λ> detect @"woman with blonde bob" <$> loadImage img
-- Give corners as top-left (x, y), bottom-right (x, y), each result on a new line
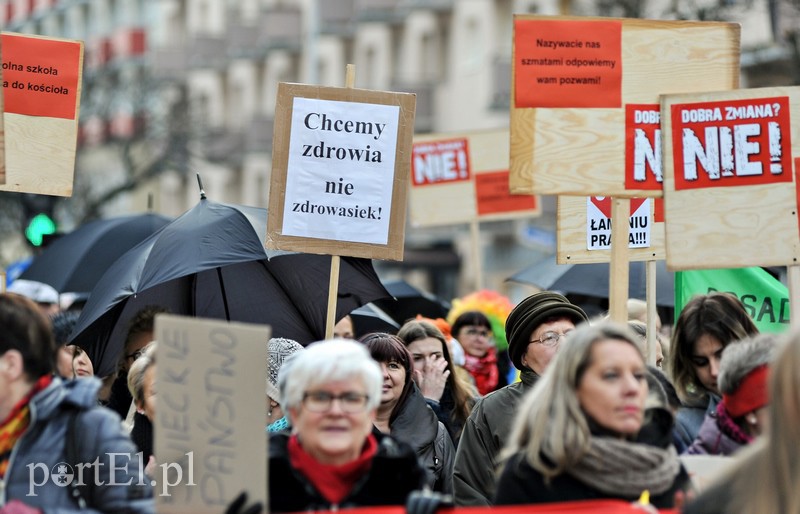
top-left (685, 328), bottom-right (800, 514)
top-left (494, 322), bottom-right (690, 508)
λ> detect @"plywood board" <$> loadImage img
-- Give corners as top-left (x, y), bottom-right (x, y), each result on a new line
top-left (557, 195), bottom-right (665, 264)
top-left (0, 35), bottom-right (5, 186)
top-left (510, 16), bottom-right (740, 198)
top-left (409, 129), bottom-right (540, 227)
top-left (154, 314), bottom-right (269, 514)
top-left (267, 82), bottom-right (415, 261)
top-left (662, 86), bottom-right (800, 269)
top-left (0, 32), bottom-right (83, 196)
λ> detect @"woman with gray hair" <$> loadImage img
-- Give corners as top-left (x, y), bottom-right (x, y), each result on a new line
top-left (268, 339), bottom-right (426, 513)
top-left (494, 322), bottom-right (690, 508)
top-left (685, 334), bottom-right (777, 455)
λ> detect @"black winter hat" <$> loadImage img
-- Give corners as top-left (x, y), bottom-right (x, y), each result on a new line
top-left (506, 292), bottom-right (588, 370)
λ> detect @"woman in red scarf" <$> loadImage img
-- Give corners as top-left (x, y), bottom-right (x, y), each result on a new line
top-left (451, 311), bottom-right (499, 395)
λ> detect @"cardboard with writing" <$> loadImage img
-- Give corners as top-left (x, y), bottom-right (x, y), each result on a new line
top-left (0, 36), bottom-right (5, 186)
top-left (267, 82), bottom-right (415, 261)
top-left (154, 314), bottom-right (269, 514)
top-left (409, 129), bottom-right (540, 227)
top-left (510, 15), bottom-right (740, 198)
top-left (661, 86), bottom-right (800, 269)
top-left (0, 32), bottom-right (83, 196)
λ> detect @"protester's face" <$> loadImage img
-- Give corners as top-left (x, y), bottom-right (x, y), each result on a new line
top-left (521, 318), bottom-right (576, 374)
top-left (72, 346), bottom-right (94, 378)
top-left (123, 331), bottom-right (152, 372)
top-left (57, 345), bottom-right (76, 378)
top-left (289, 379), bottom-right (375, 466)
top-left (577, 339), bottom-right (648, 437)
top-left (691, 334), bottom-right (724, 395)
top-left (333, 316), bottom-right (354, 339)
top-left (456, 325), bottom-right (492, 358)
top-left (140, 366), bottom-right (157, 422)
top-left (379, 360), bottom-right (406, 409)
top-left (407, 337), bottom-right (444, 374)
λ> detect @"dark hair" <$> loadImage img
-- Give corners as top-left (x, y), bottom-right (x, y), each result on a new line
top-left (124, 305), bottom-right (170, 350)
top-left (669, 292), bottom-right (759, 406)
top-left (647, 365), bottom-right (681, 411)
top-left (450, 311), bottom-right (491, 340)
top-left (0, 293), bottom-right (55, 379)
top-left (51, 310), bottom-right (81, 347)
top-left (360, 332), bottom-right (414, 424)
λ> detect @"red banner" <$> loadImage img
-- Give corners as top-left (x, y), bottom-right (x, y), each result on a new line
top-left (412, 138), bottom-right (471, 186)
top-left (625, 104), bottom-right (662, 190)
top-left (475, 170), bottom-right (537, 215)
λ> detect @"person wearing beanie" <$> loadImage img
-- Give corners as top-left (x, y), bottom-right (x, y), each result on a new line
top-left (685, 334), bottom-right (777, 455)
top-left (453, 291), bottom-right (588, 506)
top-left (267, 337), bottom-right (305, 432)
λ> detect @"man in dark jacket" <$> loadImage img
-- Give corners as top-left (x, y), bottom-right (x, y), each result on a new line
top-left (0, 293), bottom-right (152, 513)
top-left (452, 292), bottom-right (588, 506)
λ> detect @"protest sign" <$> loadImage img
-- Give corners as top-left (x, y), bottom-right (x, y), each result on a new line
top-left (154, 314), bottom-right (269, 514)
top-left (0, 39), bottom-right (4, 185)
top-left (0, 32), bottom-right (83, 195)
top-left (675, 267), bottom-right (790, 332)
top-left (510, 16), bottom-right (740, 198)
top-left (267, 82), bottom-right (415, 261)
top-left (409, 129), bottom-right (540, 227)
top-left (661, 86), bottom-right (800, 269)
top-left (679, 455), bottom-right (736, 493)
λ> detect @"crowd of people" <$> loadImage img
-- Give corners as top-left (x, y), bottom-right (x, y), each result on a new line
top-left (0, 283), bottom-right (798, 513)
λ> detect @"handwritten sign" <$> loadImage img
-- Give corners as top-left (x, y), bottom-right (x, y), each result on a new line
top-left (408, 129), bottom-right (540, 227)
top-left (155, 315), bottom-right (269, 514)
top-left (514, 19), bottom-right (622, 108)
top-left (267, 83), bottom-right (415, 260)
top-left (661, 86), bottom-right (800, 270)
top-left (0, 32), bottom-right (83, 196)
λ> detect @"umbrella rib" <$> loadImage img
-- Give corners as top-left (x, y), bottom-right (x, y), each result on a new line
top-left (216, 267), bottom-right (231, 321)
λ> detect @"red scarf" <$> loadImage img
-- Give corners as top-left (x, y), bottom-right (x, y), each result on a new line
top-left (464, 347), bottom-right (499, 396)
top-left (0, 375), bottom-right (52, 478)
top-left (288, 433), bottom-right (377, 505)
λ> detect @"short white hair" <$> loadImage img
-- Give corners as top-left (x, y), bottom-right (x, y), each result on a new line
top-left (279, 339), bottom-right (382, 412)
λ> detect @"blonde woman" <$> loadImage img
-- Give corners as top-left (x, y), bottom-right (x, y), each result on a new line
top-left (684, 328), bottom-right (800, 514)
top-left (494, 322), bottom-right (690, 509)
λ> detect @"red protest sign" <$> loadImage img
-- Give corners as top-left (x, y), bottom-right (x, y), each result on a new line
top-left (475, 170), bottom-right (537, 216)
top-left (625, 104), bottom-right (662, 190)
top-left (671, 96), bottom-right (793, 190)
top-left (1, 33), bottom-right (82, 120)
top-left (411, 138), bottom-right (471, 186)
top-left (514, 19), bottom-right (622, 109)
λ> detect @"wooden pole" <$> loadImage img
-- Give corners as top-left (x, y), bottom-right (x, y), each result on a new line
top-left (608, 198), bottom-right (630, 322)
top-left (324, 64), bottom-right (356, 339)
top-left (788, 265), bottom-right (800, 329)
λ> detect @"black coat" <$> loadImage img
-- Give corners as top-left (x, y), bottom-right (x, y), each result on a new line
top-left (269, 431), bottom-right (426, 513)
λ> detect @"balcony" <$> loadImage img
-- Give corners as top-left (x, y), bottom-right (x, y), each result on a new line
top-left (399, 0), bottom-right (453, 11)
top-left (256, 6), bottom-right (303, 51)
top-left (391, 81), bottom-right (435, 133)
top-left (201, 128), bottom-right (246, 164)
top-left (490, 57), bottom-right (511, 110)
top-left (355, 0), bottom-right (406, 23)
top-left (188, 35), bottom-right (228, 70)
top-left (226, 14), bottom-right (262, 59)
top-left (245, 115), bottom-right (275, 154)
top-left (319, 0), bottom-right (356, 36)
top-left (150, 45), bottom-right (188, 82)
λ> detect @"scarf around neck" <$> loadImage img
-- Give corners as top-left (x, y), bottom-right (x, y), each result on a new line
top-left (463, 347), bottom-right (498, 396)
top-left (0, 375), bottom-right (53, 478)
top-left (562, 435), bottom-right (681, 498)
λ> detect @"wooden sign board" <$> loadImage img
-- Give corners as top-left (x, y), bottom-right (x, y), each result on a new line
top-left (662, 86), bottom-right (800, 269)
top-left (1, 32), bottom-right (83, 196)
top-left (154, 314), bottom-right (270, 514)
top-left (557, 196), bottom-right (665, 264)
top-left (267, 82), bottom-right (415, 261)
top-left (409, 129), bottom-right (540, 227)
top-left (0, 35), bottom-right (5, 185)
top-left (510, 16), bottom-right (740, 198)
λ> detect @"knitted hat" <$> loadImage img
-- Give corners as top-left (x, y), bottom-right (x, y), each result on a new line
top-left (506, 292), bottom-right (588, 370)
top-left (266, 338), bottom-right (304, 401)
top-left (724, 365), bottom-right (770, 418)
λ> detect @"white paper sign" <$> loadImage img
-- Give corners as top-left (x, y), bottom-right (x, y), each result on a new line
top-left (586, 196), bottom-right (652, 250)
top-left (281, 97), bottom-right (400, 244)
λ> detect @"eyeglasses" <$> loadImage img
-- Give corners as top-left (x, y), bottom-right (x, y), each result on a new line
top-left (302, 391), bottom-right (369, 413)
top-left (464, 328), bottom-right (491, 338)
top-left (529, 331), bottom-right (572, 347)
top-left (125, 348), bottom-right (146, 362)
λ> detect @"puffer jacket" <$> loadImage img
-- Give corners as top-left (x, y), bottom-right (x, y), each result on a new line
top-left (2, 377), bottom-right (153, 514)
top-left (384, 384), bottom-right (455, 494)
top-left (453, 368), bottom-right (538, 506)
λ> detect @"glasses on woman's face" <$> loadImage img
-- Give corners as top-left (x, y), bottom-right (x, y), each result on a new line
top-left (464, 328), bottom-right (491, 338)
top-left (125, 348), bottom-right (147, 363)
top-left (302, 391), bottom-right (369, 413)
top-left (529, 331), bottom-right (572, 348)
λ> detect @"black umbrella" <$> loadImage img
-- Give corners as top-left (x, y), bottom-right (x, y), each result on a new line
top-left (69, 198), bottom-right (391, 377)
top-left (20, 213), bottom-right (171, 293)
top-left (507, 256), bottom-right (674, 307)
top-left (349, 303), bottom-right (400, 337)
top-left (372, 279), bottom-right (451, 325)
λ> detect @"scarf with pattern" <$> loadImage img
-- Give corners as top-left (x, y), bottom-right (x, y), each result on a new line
top-left (0, 375), bottom-right (52, 478)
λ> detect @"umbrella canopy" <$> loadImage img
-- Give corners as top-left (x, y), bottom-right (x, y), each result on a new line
top-left (349, 303), bottom-right (401, 337)
top-left (69, 199), bottom-right (390, 377)
top-left (20, 213), bottom-right (171, 293)
top-left (372, 279), bottom-right (451, 324)
top-left (508, 257), bottom-right (674, 307)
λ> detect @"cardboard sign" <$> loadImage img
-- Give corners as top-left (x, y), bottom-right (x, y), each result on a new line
top-left (267, 82), bottom-right (415, 260)
top-left (662, 86), bottom-right (800, 269)
top-left (0, 32), bottom-right (83, 196)
top-left (154, 315), bottom-right (269, 514)
top-left (679, 455), bottom-right (736, 493)
top-left (408, 129), bottom-right (540, 227)
top-left (510, 16), bottom-right (740, 198)
top-left (557, 196), bottom-right (665, 264)
top-left (0, 37), bottom-right (4, 186)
